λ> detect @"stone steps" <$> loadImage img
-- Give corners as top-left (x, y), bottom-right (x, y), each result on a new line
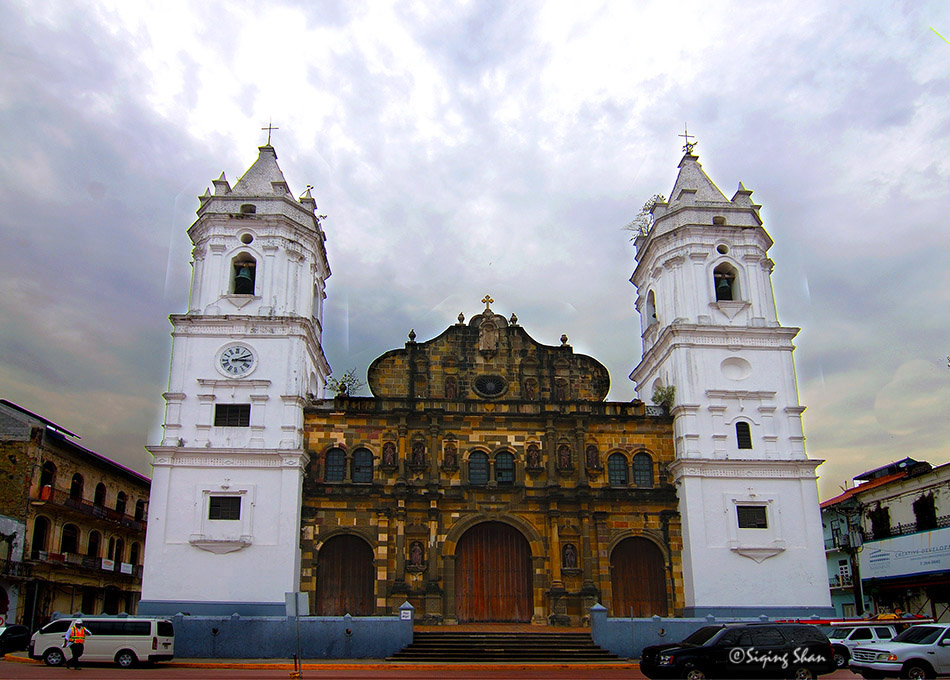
top-left (388, 631), bottom-right (620, 662)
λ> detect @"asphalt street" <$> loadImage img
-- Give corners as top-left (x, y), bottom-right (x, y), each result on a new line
top-left (0, 657), bottom-right (868, 679)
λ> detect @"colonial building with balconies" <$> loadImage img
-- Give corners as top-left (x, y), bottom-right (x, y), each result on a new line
top-left (0, 399), bottom-right (150, 628)
top-left (822, 457), bottom-right (950, 621)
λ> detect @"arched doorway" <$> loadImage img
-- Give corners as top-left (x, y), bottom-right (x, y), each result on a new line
top-left (610, 537), bottom-right (668, 617)
top-left (315, 534), bottom-right (374, 616)
top-left (455, 521), bottom-right (532, 623)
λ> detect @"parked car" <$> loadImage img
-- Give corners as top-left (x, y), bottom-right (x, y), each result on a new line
top-left (640, 622), bottom-right (836, 679)
top-left (826, 624), bottom-right (899, 668)
top-left (0, 625), bottom-right (31, 655)
top-left (849, 623), bottom-right (950, 680)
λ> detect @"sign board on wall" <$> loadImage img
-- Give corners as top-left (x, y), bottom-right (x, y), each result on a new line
top-left (860, 527), bottom-right (950, 580)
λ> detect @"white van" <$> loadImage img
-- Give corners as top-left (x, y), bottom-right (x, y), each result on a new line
top-left (29, 616), bottom-right (174, 667)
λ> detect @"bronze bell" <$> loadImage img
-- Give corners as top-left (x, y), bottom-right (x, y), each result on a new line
top-left (234, 265), bottom-right (254, 294)
top-left (716, 276), bottom-right (732, 300)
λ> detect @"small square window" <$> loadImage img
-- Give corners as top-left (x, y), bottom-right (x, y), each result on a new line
top-left (214, 404), bottom-right (250, 427)
top-left (209, 496), bottom-right (241, 520)
top-left (737, 505), bottom-right (767, 529)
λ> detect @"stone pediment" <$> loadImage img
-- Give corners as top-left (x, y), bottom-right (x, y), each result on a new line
top-left (367, 300), bottom-right (610, 402)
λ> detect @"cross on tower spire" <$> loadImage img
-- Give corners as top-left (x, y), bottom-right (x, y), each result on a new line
top-left (481, 295), bottom-right (494, 311)
top-left (679, 124), bottom-right (697, 155)
top-left (261, 119), bottom-right (279, 146)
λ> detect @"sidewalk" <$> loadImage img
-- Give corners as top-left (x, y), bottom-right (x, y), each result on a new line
top-left (5, 652), bottom-right (639, 671)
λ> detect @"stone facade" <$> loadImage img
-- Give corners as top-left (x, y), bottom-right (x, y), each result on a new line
top-left (301, 303), bottom-right (683, 625)
top-left (0, 400), bottom-right (149, 628)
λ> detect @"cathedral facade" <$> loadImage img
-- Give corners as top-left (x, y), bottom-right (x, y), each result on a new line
top-left (300, 302), bottom-right (682, 624)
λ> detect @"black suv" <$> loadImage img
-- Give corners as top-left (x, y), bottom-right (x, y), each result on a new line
top-left (640, 622), bottom-right (836, 679)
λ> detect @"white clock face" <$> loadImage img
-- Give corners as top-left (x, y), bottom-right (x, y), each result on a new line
top-left (219, 345), bottom-right (256, 377)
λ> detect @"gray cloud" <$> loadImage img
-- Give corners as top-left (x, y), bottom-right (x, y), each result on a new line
top-left (0, 0), bottom-right (948, 501)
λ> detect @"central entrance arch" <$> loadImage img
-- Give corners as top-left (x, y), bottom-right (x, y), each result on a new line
top-left (315, 534), bottom-right (375, 616)
top-left (455, 521), bottom-right (532, 622)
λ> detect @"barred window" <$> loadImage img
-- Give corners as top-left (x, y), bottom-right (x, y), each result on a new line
top-left (325, 447), bottom-right (345, 483)
top-left (215, 404), bottom-right (250, 427)
top-left (736, 421), bottom-right (752, 449)
top-left (495, 452), bottom-right (514, 485)
top-left (632, 452), bottom-right (653, 488)
top-left (352, 448), bottom-right (373, 484)
top-left (737, 505), bottom-right (767, 529)
top-left (209, 496), bottom-right (241, 521)
top-left (469, 452), bottom-right (489, 485)
top-left (608, 453), bottom-right (628, 486)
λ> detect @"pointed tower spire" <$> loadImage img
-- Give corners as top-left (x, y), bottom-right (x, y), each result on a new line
top-left (231, 145), bottom-right (292, 196)
top-left (667, 154), bottom-right (730, 206)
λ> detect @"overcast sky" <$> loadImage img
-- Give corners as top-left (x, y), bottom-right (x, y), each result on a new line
top-left (1, 0), bottom-right (948, 499)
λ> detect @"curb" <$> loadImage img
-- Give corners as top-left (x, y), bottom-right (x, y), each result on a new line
top-left (4, 654), bottom-right (639, 671)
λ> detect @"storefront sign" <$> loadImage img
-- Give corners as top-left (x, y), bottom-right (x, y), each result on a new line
top-left (860, 527), bottom-right (950, 580)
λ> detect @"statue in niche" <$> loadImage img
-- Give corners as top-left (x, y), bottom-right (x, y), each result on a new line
top-left (444, 443), bottom-right (458, 468)
top-left (558, 445), bottom-right (571, 469)
top-left (412, 441), bottom-right (425, 466)
top-left (555, 380), bottom-right (568, 401)
top-left (563, 543), bottom-right (577, 570)
top-left (409, 541), bottom-right (424, 567)
top-left (478, 320), bottom-right (498, 354)
top-left (445, 377), bottom-right (457, 399)
top-left (382, 442), bottom-right (396, 467)
top-left (526, 443), bottom-right (541, 468)
top-left (586, 445), bottom-right (599, 469)
top-left (523, 379), bottom-right (536, 401)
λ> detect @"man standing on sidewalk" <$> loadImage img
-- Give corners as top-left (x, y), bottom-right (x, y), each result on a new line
top-left (62, 619), bottom-right (90, 670)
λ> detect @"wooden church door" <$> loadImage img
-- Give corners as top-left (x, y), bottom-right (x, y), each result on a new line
top-left (315, 534), bottom-right (375, 616)
top-left (610, 536), bottom-right (668, 617)
top-left (455, 522), bottom-right (532, 622)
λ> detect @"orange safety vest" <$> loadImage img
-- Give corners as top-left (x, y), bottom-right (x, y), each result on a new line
top-left (68, 626), bottom-right (87, 644)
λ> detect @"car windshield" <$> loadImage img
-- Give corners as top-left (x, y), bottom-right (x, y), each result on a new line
top-left (681, 626), bottom-right (724, 646)
top-left (828, 628), bottom-right (849, 639)
top-left (892, 626), bottom-right (944, 645)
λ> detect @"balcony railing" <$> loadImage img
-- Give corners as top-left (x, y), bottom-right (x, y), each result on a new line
top-left (0, 558), bottom-right (32, 579)
top-left (31, 486), bottom-right (146, 532)
top-left (28, 551), bottom-right (142, 579)
top-left (829, 574), bottom-right (854, 589)
top-left (864, 514), bottom-right (950, 541)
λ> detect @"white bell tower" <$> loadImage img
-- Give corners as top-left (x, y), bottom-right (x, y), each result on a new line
top-left (630, 146), bottom-right (833, 617)
top-left (141, 144), bottom-right (331, 615)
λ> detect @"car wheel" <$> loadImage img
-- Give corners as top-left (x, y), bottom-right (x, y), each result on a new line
top-left (833, 647), bottom-right (849, 668)
top-left (680, 667), bottom-right (708, 680)
top-left (115, 649), bottom-right (138, 668)
top-left (901, 662), bottom-right (935, 680)
top-left (43, 648), bottom-right (65, 667)
top-left (790, 667), bottom-right (815, 680)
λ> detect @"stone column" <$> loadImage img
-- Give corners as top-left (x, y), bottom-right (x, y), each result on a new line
top-left (574, 423), bottom-right (587, 485)
top-left (579, 509), bottom-right (599, 622)
top-left (424, 499), bottom-right (443, 623)
top-left (549, 510), bottom-right (563, 587)
top-left (428, 421), bottom-right (440, 483)
top-left (544, 419), bottom-right (557, 483)
top-left (375, 510), bottom-right (389, 614)
top-left (547, 509), bottom-right (570, 626)
top-left (397, 423), bottom-right (408, 481)
top-left (392, 504), bottom-right (408, 599)
top-left (593, 512), bottom-right (610, 610)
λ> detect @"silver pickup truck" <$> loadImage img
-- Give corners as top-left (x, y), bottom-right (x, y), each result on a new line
top-left (849, 623), bottom-right (950, 680)
top-left (827, 624), bottom-right (899, 668)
